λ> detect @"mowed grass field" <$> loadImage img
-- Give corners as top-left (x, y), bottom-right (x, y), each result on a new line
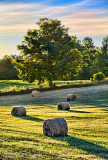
top-left (0, 85), bottom-right (108, 160)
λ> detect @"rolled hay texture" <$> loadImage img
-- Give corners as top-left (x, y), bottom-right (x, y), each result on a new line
top-left (31, 90), bottom-right (40, 97)
top-left (43, 118), bottom-right (68, 137)
top-left (11, 106), bottom-right (26, 116)
top-left (67, 94), bottom-right (77, 101)
top-left (57, 102), bottom-right (70, 110)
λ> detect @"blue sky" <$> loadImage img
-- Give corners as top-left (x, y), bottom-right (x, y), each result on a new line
top-left (0, 0), bottom-right (108, 58)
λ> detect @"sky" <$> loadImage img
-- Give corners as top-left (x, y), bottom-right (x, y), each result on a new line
top-left (0, 0), bottom-right (108, 58)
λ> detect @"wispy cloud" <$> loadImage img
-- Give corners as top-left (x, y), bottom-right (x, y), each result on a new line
top-left (0, 0), bottom-right (108, 58)
top-left (0, 0), bottom-right (108, 36)
top-left (60, 10), bottom-right (108, 35)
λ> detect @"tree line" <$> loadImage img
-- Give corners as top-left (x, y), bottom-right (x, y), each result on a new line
top-left (0, 55), bottom-right (19, 80)
top-left (0, 18), bottom-right (108, 84)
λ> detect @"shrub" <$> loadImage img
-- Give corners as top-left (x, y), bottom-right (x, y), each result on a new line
top-left (93, 72), bottom-right (105, 81)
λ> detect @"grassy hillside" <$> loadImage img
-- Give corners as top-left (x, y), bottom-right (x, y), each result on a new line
top-left (0, 80), bottom-right (37, 91)
top-left (0, 80), bottom-right (91, 91)
top-left (0, 85), bottom-right (108, 160)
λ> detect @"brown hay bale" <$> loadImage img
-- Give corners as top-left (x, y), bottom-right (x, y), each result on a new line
top-left (31, 90), bottom-right (40, 97)
top-left (43, 118), bottom-right (68, 137)
top-left (57, 102), bottom-right (70, 110)
top-left (11, 106), bottom-right (26, 116)
top-left (67, 94), bottom-right (77, 101)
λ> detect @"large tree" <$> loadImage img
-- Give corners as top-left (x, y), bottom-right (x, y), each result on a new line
top-left (79, 37), bottom-right (99, 79)
top-left (98, 36), bottom-right (108, 77)
top-left (16, 18), bottom-right (82, 86)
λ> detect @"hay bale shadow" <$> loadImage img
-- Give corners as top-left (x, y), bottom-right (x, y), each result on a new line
top-left (68, 110), bottom-right (90, 113)
top-left (53, 135), bottom-right (108, 159)
top-left (18, 115), bottom-right (43, 122)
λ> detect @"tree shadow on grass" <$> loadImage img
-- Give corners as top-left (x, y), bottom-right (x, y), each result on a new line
top-left (17, 115), bottom-right (43, 122)
top-left (53, 135), bottom-right (108, 159)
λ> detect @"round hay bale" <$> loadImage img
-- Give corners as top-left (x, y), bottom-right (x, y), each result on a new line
top-left (57, 102), bottom-right (70, 110)
top-left (11, 106), bottom-right (26, 116)
top-left (31, 90), bottom-right (40, 97)
top-left (67, 94), bottom-right (77, 101)
top-left (43, 118), bottom-right (68, 137)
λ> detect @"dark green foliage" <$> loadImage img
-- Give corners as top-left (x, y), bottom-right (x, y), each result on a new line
top-left (0, 56), bottom-right (19, 80)
top-left (98, 36), bottom-right (108, 77)
top-left (78, 37), bottom-right (100, 80)
top-left (93, 72), bottom-right (105, 81)
top-left (78, 65), bottom-right (92, 80)
top-left (83, 37), bottom-right (94, 50)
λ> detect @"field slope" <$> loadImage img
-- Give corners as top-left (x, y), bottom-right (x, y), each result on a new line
top-left (0, 85), bottom-right (108, 160)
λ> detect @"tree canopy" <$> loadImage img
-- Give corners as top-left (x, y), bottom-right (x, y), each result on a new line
top-left (16, 18), bottom-right (82, 85)
top-left (98, 36), bottom-right (108, 77)
top-left (79, 37), bottom-right (100, 79)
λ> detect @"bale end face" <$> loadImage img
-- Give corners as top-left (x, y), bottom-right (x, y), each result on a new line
top-left (71, 94), bottom-right (77, 100)
top-left (11, 106), bottom-right (26, 116)
top-left (57, 104), bottom-right (63, 110)
top-left (31, 90), bottom-right (40, 97)
top-left (67, 94), bottom-right (77, 101)
top-left (43, 118), bottom-right (68, 137)
top-left (57, 102), bottom-right (70, 110)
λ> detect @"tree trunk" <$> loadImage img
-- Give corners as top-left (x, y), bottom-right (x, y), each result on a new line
top-left (49, 81), bottom-right (56, 88)
top-left (49, 82), bottom-right (53, 88)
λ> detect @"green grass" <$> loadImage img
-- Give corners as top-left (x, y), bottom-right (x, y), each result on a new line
top-left (0, 80), bottom-right (37, 91)
top-left (0, 80), bottom-right (91, 92)
top-left (0, 85), bottom-right (108, 159)
top-left (0, 79), bottom-right (108, 93)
